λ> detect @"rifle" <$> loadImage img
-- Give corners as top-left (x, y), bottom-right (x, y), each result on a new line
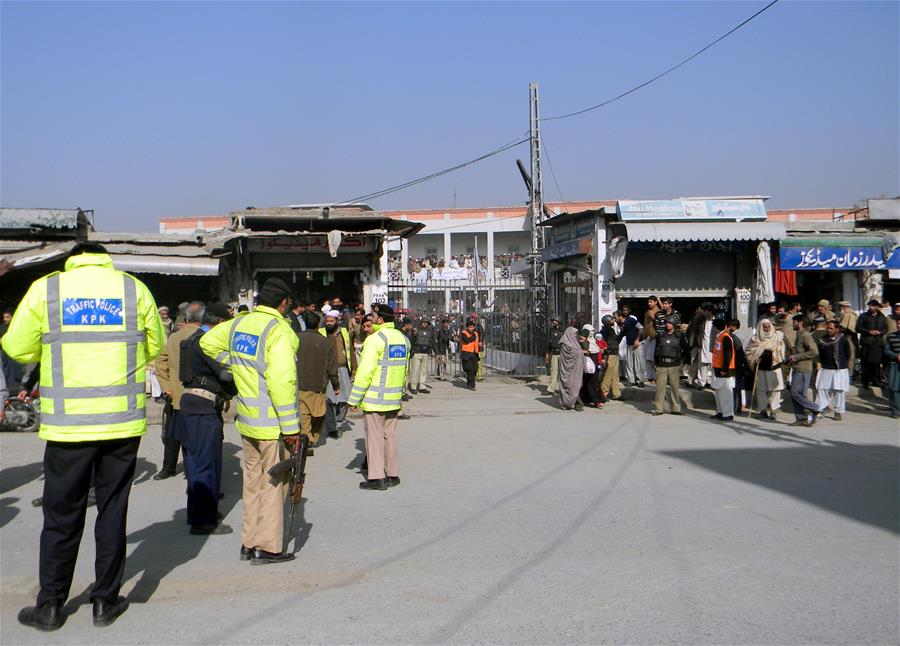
top-left (267, 434), bottom-right (310, 551)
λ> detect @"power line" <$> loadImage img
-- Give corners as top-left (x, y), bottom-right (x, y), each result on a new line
top-left (341, 0), bottom-right (780, 205)
top-left (541, 0), bottom-right (780, 122)
top-left (337, 134), bottom-right (529, 205)
top-left (541, 136), bottom-right (570, 216)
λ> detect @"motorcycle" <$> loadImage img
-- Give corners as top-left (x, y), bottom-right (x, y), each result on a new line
top-left (2, 390), bottom-right (40, 433)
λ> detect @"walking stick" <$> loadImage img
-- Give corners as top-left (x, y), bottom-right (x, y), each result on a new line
top-left (747, 363), bottom-right (760, 418)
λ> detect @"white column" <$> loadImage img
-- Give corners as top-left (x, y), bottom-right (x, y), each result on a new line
top-left (400, 238), bottom-right (409, 280)
top-left (592, 216), bottom-right (617, 329)
top-left (486, 231), bottom-right (495, 309)
top-left (486, 231), bottom-right (495, 276)
top-left (443, 232), bottom-right (452, 267)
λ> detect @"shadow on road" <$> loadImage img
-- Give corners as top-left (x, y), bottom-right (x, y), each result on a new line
top-left (661, 444), bottom-right (900, 535)
top-left (345, 437), bottom-right (366, 473)
top-left (121, 441), bottom-right (243, 603)
top-left (0, 460), bottom-right (43, 495)
top-left (0, 496), bottom-right (20, 528)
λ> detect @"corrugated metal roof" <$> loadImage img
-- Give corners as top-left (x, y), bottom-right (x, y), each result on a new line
top-left (0, 208), bottom-right (85, 230)
top-left (109, 254), bottom-right (220, 276)
top-left (1, 241), bottom-right (73, 267)
top-left (622, 221), bottom-right (786, 242)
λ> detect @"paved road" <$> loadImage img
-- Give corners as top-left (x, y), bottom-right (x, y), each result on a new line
top-left (1, 380), bottom-right (898, 644)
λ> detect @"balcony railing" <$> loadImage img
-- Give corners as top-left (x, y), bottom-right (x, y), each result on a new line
top-left (388, 266), bottom-right (525, 286)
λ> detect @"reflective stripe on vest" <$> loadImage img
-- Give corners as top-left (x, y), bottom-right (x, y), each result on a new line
top-left (360, 331), bottom-right (407, 407)
top-left (41, 273), bottom-right (146, 426)
top-left (712, 331), bottom-right (735, 370)
top-left (228, 317), bottom-right (299, 431)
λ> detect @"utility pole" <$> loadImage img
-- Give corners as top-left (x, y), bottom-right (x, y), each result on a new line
top-left (528, 82), bottom-right (548, 340)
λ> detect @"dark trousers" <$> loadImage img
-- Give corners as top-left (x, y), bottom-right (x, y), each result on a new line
top-left (462, 354), bottom-right (478, 388)
top-left (161, 402), bottom-right (182, 474)
top-left (173, 412), bottom-right (223, 527)
top-left (733, 373), bottom-right (743, 413)
top-left (38, 437), bottom-right (140, 606)
top-left (861, 361), bottom-right (883, 387)
top-left (325, 402), bottom-right (348, 438)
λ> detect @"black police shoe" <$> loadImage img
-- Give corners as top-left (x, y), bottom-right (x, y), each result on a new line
top-left (359, 478), bottom-right (387, 490)
top-left (240, 545), bottom-right (253, 561)
top-left (93, 596), bottom-right (129, 627)
top-left (250, 549), bottom-right (296, 565)
top-left (709, 413), bottom-right (723, 420)
top-left (18, 602), bottom-right (64, 631)
top-left (386, 476), bottom-right (401, 488)
top-left (152, 470), bottom-right (175, 481)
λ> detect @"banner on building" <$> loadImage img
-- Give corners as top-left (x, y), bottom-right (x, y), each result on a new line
top-left (617, 199), bottom-right (767, 222)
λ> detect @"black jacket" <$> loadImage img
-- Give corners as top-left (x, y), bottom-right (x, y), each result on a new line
top-left (857, 311), bottom-right (888, 347)
top-left (182, 328), bottom-right (237, 414)
top-left (818, 334), bottom-right (850, 370)
top-left (548, 327), bottom-right (564, 355)
top-left (601, 325), bottom-right (620, 355)
top-left (654, 333), bottom-right (682, 367)
top-left (413, 328), bottom-right (435, 355)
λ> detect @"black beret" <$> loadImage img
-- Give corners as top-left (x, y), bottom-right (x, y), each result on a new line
top-left (259, 278), bottom-right (291, 302)
top-left (206, 302), bottom-right (230, 320)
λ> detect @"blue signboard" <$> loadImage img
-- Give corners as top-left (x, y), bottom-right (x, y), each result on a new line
top-left (618, 199), bottom-right (767, 222)
top-left (62, 298), bottom-right (124, 326)
top-left (780, 246), bottom-right (886, 271)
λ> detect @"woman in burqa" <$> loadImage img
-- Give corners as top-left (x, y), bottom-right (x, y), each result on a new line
top-left (558, 326), bottom-right (585, 411)
top-left (745, 317), bottom-right (786, 419)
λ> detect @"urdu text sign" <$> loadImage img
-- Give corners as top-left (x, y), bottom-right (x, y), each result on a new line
top-left (779, 246), bottom-right (885, 271)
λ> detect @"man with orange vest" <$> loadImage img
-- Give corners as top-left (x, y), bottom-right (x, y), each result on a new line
top-left (710, 318), bottom-right (736, 422)
top-left (459, 319), bottom-right (481, 390)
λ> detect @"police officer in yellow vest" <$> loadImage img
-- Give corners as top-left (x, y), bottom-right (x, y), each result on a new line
top-left (200, 278), bottom-right (301, 565)
top-left (348, 304), bottom-right (410, 490)
top-left (2, 242), bottom-right (166, 631)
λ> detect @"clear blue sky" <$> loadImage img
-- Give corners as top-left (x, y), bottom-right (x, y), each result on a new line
top-left (2, 1), bottom-right (897, 232)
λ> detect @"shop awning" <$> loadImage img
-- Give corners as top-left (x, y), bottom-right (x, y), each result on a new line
top-left (619, 221), bottom-right (786, 243)
top-left (109, 254), bottom-right (220, 276)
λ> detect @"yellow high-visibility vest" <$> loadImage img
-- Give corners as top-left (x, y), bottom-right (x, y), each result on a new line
top-left (318, 326), bottom-right (352, 365)
top-left (347, 322), bottom-right (409, 412)
top-left (200, 305), bottom-right (299, 440)
top-left (1, 253), bottom-right (166, 441)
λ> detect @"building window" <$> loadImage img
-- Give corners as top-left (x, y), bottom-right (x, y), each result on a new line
top-left (425, 247), bottom-right (438, 255)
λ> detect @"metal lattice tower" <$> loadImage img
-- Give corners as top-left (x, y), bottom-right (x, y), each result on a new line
top-left (528, 83), bottom-right (548, 329)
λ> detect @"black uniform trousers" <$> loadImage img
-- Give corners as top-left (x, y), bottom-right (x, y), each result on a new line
top-left (38, 437), bottom-right (140, 606)
top-left (160, 400), bottom-right (182, 474)
top-left (173, 412), bottom-right (223, 527)
top-left (461, 352), bottom-right (478, 388)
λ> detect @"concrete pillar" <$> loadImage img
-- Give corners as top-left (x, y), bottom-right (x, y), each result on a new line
top-left (486, 231), bottom-right (495, 277)
top-left (443, 232), bottom-right (451, 268)
top-left (734, 249), bottom-right (754, 332)
top-left (843, 271), bottom-right (862, 310)
top-left (400, 238), bottom-right (409, 280)
top-left (593, 216), bottom-right (617, 329)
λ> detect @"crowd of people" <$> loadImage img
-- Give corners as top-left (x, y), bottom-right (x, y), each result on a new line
top-left (388, 253), bottom-right (526, 282)
top-left (2, 239), bottom-right (899, 633)
top-left (546, 295), bottom-right (900, 422)
top-left (1, 242), bottom-right (464, 632)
